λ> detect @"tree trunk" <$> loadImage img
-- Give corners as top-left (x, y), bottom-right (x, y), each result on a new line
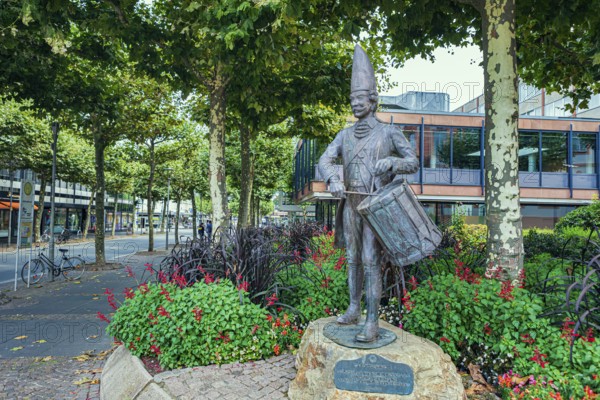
top-left (256, 197), bottom-right (261, 227)
top-left (147, 139), bottom-right (156, 252)
top-left (111, 195), bottom-right (118, 237)
top-left (249, 191), bottom-right (256, 227)
top-left (93, 130), bottom-right (106, 265)
top-left (34, 175), bottom-right (47, 243)
top-left (83, 189), bottom-right (95, 240)
top-left (191, 189), bottom-right (197, 239)
top-left (481, 0), bottom-right (523, 281)
top-left (175, 198), bottom-right (181, 245)
top-left (238, 125), bottom-right (255, 230)
top-left (208, 61), bottom-right (229, 236)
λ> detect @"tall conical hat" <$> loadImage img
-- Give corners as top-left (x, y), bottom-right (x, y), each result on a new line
top-left (351, 45), bottom-right (377, 93)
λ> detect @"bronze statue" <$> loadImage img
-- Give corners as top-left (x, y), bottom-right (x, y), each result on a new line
top-left (318, 45), bottom-right (419, 343)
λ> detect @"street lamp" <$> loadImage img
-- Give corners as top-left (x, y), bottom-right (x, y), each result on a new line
top-left (49, 122), bottom-right (59, 281)
top-left (165, 168), bottom-right (173, 250)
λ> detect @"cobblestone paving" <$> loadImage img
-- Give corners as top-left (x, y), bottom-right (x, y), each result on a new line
top-left (157, 354), bottom-right (296, 399)
top-left (0, 355), bottom-right (103, 400)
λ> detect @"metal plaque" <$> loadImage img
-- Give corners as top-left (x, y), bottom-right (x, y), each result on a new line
top-left (334, 354), bottom-right (414, 395)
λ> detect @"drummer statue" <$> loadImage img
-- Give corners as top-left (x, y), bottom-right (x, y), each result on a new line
top-left (318, 45), bottom-right (419, 343)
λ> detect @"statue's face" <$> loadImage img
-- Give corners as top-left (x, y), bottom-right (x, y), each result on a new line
top-left (350, 91), bottom-right (373, 119)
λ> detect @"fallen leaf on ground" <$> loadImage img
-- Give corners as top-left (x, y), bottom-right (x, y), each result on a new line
top-left (13, 335), bottom-right (27, 340)
top-left (34, 356), bottom-right (52, 362)
top-left (73, 378), bottom-right (93, 385)
top-left (75, 368), bottom-right (102, 374)
top-left (33, 339), bottom-right (47, 344)
top-left (72, 350), bottom-right (95, 361)
top-left (72, 281), bottom-right (81, 284)
top-left (87, 335), bottom-right (98, 340)
top-left (91, 297), bottom-right (99, 300)
top-left (10, 346), bottom-right (24, 351)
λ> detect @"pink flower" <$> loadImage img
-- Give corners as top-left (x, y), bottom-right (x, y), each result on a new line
top-left (125, 265), bottom-right (135, 278)
top-left (266, 293), bottom-right (278, 306)
top-left (124, 287), bottom-right (135, 299)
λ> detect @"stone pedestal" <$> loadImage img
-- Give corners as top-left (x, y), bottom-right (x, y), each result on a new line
top-left (288, 317), bottom-right (465, 400)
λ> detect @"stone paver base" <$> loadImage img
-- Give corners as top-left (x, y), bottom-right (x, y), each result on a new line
top-left (101, 345), bottom-right (296, 399)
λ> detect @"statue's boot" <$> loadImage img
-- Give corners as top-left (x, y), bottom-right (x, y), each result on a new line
top-left (336, 263), bottom-right (363, 325)
top-left (355, 264), bottom-right (381, 342)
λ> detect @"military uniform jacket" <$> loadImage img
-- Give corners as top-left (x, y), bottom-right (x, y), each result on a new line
top-left (318, 116), bottom-right (419, 247)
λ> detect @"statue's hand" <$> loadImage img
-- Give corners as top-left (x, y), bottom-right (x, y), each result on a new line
top-left (375, 158), bottom-right (393, 175)
top-left (329, 181), bottom-right (346, 199)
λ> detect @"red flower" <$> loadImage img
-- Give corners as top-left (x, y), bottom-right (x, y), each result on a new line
top-left (251, 324), bottom-right (259, 335)
top-left (138, 283), bottom-right (149, 294)
top-left (192, 307), bottom-right (203, 322)
top-left (321, 276), bottom-right (333, 288)
top-left (124, 287), bottom-right (135, 300)
top-left (125, 265), bottom-right (135, 278)
top-left (215, 332), bottom-right (231, 343)
top-left (408, 276), bottom-right (418, 291)
top-left (427, 280), bottom-right (434, 290)
top-left (583, 327), bottom-right (596, 343)
top-left (520, 334), bottom-right (535, 345)
top-left (440, 337), bottom-right (451, 343)
top-left (483, 323), bottom-right (492, 335)
top-left (237, 281), bottom-right (250, 292)
top-left (334, 256), bottom-right (346, 271)
top-left (266, 315), bottom-right (273, 322)
top-left (97, 312), bottom-right (110, 323)
top-left (530, 347), bottom-right (548, 368)
top-left (144, 263), bottom-right (154, 274)
top-left (160, 286), bottom-right (173, 302)
top-left (104, 288), bottom-right (118, 310)
top-left (157, 305), bottom-right (171, 318)
top-left (157, 271), bottom-right (168, 284)
top-left (150, 345), bottom-right (161, 355)
top-left (266, 293), bottom-right (278, 307)
top-left (498, 280), bottom-right (514, 301)
top-left (273, 344), bottom-right (281, 356)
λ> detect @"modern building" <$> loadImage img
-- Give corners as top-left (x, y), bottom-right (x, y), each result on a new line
top-left (293, 91), bottom-right (600, 229)
top-left (0, 169), bottom-right (135, 243)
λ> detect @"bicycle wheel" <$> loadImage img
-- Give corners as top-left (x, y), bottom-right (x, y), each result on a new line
top-left (21, 259), bottom-right (46, 284)
top-left (40, 233), bottom-right (50, 242)
top-left (62, 256), bottom-right (86, 280)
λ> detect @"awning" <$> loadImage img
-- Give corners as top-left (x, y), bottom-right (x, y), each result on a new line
top-left (0, 201), bottom-right (39, 210)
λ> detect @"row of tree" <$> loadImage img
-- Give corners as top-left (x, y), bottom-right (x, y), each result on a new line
top-left (3, 0), bottom-right (599, 277)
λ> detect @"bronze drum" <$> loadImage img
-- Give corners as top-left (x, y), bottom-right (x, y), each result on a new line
top-left (357, 179), bottom-right (441, 266)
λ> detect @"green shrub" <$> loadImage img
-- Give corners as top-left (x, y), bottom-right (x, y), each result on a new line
top-left (278, 232), bottom-right (349, 323)
top-left (107, 280), bottom-right (300, 369)
top-left (555, 200), bottom-right (600, 232)
top-left (404, 273), bottom-right (600, 397)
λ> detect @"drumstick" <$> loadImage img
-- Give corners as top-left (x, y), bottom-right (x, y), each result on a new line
top-left (344, 191), bottom-right (376, 196)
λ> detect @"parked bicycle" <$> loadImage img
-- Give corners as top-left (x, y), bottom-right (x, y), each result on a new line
top-left (40, 226), bottom-right (71, 244)
top-left (21, 246), bottom-right (86, 284)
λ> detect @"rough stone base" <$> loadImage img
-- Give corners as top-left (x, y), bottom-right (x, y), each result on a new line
top-left (101, 345), bottom-right (172, 400)
top-left (288, 317), bottom-right (465, 400)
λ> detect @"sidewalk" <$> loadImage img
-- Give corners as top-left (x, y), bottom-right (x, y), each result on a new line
top-left (0, 249), bottom-right (299, 399)
top-left (0, 252), bottom-right (167, 400)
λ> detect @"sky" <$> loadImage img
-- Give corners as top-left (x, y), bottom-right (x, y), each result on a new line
top-left (380, 44), bottom-right (484, 110)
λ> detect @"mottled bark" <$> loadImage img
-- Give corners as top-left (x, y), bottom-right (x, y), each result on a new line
top-left (159, 197), bottom-right (166, 233)
top-left (482, 0), bottom-right (523, 280)
top-left (191, 189), bottom-right (197, 240)
top-left (238, 125), bottom-right (255, 229)
top-left (93, 128), bottom-right (106, 265)
top-left (208, 61), bottom-right (229, 236)
top-left (33, 175), bottom-right (47, 243)
top-left (83, 189), bottom-right (95, 240)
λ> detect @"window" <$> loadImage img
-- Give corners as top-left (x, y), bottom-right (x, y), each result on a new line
top-left (401, 125), bottom-right (420, 157)
top-left (542, 132), bottom-right (567, 173)
top-left (572, 133), bottom-right (597, 174)
top-left (452, 128), bottom-right (480, 170)
top-left (423, 127), bottom-right (450, 168)
top-left (518, 131), bottom-right (539, 172)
